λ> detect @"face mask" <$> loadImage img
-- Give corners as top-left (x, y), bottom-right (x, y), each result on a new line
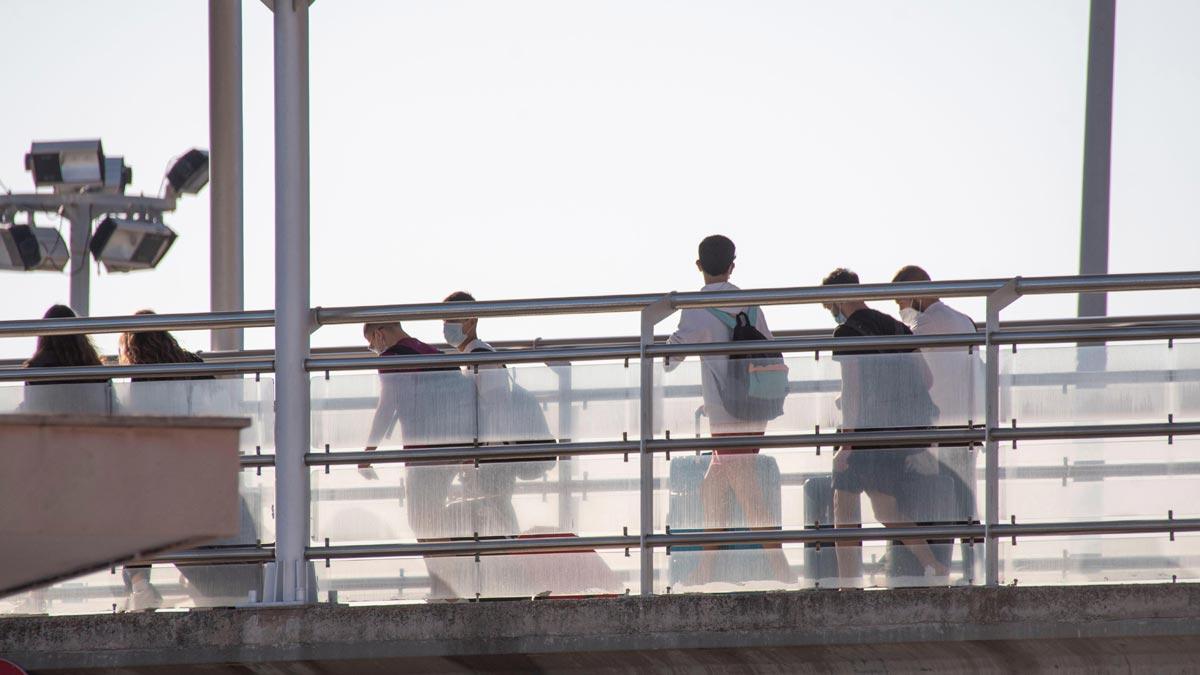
top-left (443, 322), bottom-right (466, 348)
top-left (830, 307), bottom-right (847, 325)
top-left (899, 306), bottom-right (920, 327)
top-left (368, 344), bottom-right (386, 356)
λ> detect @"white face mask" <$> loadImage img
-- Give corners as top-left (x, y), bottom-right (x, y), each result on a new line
top-left (443, 322), bottom-right (467, 348)
top-left (899, 306), bottom-right (920, 328)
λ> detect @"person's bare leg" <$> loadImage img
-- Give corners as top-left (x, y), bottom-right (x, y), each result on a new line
top-left (833, 488), bottom-right (863, 585)
top-left (688, 461), bottom-right (732, 586)
top-left (727, 458), bottom-right (793, 582)
top-left (864, 490), bottom-right (949, 576)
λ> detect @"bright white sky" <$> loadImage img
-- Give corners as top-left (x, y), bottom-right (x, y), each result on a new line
top-left (1, 0), bottom-right (1197, 361)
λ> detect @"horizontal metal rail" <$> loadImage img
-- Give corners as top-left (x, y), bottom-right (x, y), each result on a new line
top-left (0, 309), bottom-right (275, 339)
top-left (2, 360), bottom-right (275, 383)
top-left (6, 311), bottom-right (1176, 369)
top-left (136, 545), bottom-right (276, 566)
top-left (9, 271), bottom-right (1194, 340)
top-left (302, 517), bottom-right (1200, 560)
top-left (304, 422), bottom-right (1200, 466)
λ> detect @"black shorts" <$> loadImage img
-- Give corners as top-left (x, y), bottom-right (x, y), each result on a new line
top-left (831, 444), bottom-right (925, 497)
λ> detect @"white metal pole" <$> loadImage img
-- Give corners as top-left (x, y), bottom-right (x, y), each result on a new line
top-left (271, 0), bottom-right (312, 603)
top-left (209, 0), bottom-right (245, 352)
top-left (984, 279), bottom-right (1019, 586)
top-left (1078, 0), bottom-right (1116, 319)
top-left (67, 204), bottom-right (91, 317)
top-left (639, 296), bottom-right (675, 595)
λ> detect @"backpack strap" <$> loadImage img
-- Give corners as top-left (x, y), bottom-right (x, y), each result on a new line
top-left (706, 308), bottom-right (738, 329)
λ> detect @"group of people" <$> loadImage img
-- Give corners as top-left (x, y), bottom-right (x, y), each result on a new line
top-left (18, 232), bottom-right (979, 603)
top-left (663, 235), bottom-right (977, 584)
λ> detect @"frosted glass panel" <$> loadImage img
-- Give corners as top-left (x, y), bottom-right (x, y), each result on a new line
top-left (311, 363), bottom-right (640, 451)
top-left (315, 550), bottom-right (632, 603)
top-left (658, 540), bottom-right (979, 593)
top-left (999, 438), bottom-right (1200, 523)
top-left (999, 533), bottom-right (1200, 586)
top-left (6, 381), bottom-right (115, 415)
top-left (653, 447), bottom-right (978, 534)
top-left (0, 563), bottom-right (266, 616)
top-left (660, 350), bottom-right (983, 439)
top-left (114, 377), bottom-right (275, 454)
top-left (311, 455), bottom-right (639, 544)
top-left (1001, 341), bottom-right (1199, 427)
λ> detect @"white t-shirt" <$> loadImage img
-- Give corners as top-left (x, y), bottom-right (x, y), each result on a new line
top-left (911, 300), bottom-right (978, 425)
top-left (665, 281), bottom-right (773, 430)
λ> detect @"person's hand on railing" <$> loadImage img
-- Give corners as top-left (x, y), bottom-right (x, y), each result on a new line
top-left (358, 446), bottom-right (379, 480)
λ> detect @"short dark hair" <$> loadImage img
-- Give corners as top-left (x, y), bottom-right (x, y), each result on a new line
top-left (822, 268), bottom-right (859, 286)
top-left (444, 291), bottom-right (475, 303)
top-left (892, 265), bottom-right (931, 283)
top-left (698, 235), bottom-right (736, 276)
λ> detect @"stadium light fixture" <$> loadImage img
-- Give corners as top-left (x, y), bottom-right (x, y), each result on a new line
top-left (0, 223), bottom-right (69, 272)
top-left (166, 149), bottom-right (210, 196)
top-left (24, 139), bottom-right (106, 189)
top-left (95, 156), bottom-right (133, 195)
top-left (89, 216), bottom-right (177, 272)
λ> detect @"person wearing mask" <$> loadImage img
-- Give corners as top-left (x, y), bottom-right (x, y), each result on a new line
top-left (360, 321), bottom-right (473, 597)
top-left (117, 310), bottom-right (262, 611)
top-left (443, 291), bottom-right (517, 536)
top-left (666, 235), bottom-right (792, 586)
top-left (821, 268), bottom-right (950, 584)
top-left (891, 265), bottom-right (979, 429)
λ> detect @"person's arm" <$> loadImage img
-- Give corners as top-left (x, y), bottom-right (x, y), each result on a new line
top-left (361, 371), bottom-right (405, 473)
top-left (664, 309), bottom-right (704, 372)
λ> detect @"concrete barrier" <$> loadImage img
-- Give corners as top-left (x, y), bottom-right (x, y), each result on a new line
top-left (0, 414), bottom-right (248, 597)
top-left (4, 584), bottom-right (1200, 672)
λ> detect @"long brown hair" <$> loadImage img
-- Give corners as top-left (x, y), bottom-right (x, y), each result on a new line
top-left (118, 309), bottom-right (197, 365)
top-left (24, 304), bottom-right (103, 368)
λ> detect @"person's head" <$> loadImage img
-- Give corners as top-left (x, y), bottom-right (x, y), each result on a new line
top-left (118, 309), bottom-right (193, 365)
top-left (820, 268), bottom-right (863, 325)
top-left (25, 304), bottom-right (102, 368)
top-left (697, 235), bottom-right (736, 282)
top-left (362, 321), bottom-right (407, 355)
top-left (892, 265), bottom-right (937, 314)
top-left (442, 291), bottom-right (478, 350)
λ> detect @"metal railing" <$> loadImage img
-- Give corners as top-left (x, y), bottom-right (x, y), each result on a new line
top-left (3, 270), bottom-right (1200, 608)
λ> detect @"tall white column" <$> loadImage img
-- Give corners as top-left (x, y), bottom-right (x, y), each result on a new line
top-left (271, 0), bottom-right (312, 603)
top-left (209, 0), bottom-right (245, 352)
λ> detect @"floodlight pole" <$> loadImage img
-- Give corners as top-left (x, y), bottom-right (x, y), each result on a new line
top-left (0, 192), bottom-right (176, 317)
top-left (66, 203), bottom-right (92, 317)
top-left (1078, 0), bottom-right (1116, 319)
top-left (209, 0), bottom-right (245, 352)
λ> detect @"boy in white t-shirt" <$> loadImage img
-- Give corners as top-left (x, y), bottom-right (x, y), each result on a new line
top-left (665, 235), bottom-right (792, 585)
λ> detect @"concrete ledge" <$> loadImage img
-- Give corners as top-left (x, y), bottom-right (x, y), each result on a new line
top-left (5, 584), bottom-right (1200, 672)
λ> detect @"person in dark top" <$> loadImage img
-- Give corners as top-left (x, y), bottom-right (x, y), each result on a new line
top-left (821, 268), bottom-right (950, 584)
top-left (21, 304), bottom-right (110, 414)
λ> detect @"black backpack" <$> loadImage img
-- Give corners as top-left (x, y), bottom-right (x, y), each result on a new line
top-left (706, 307), bottom-right (789, 421)
top-left (841, 313), bottom-right (940, 427)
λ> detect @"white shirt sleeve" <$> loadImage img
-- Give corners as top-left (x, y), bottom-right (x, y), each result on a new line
top-left (665, 308), bottom-right (707, 371)
top-left (754, 306), bottom-right (773, 340)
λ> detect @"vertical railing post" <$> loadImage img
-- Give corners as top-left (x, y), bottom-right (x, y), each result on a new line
top-left (984, 278), bottom-right (1020, 586)
top-left (638, 295), bottom-right (675, 595)
top-left (270, 0), bottom-right (312, 604)
top-left (556, 366), bottom-right (574, 532)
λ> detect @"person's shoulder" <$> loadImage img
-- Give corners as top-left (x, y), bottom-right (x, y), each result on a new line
top-left (383, 342), bottom-right (420, 356)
